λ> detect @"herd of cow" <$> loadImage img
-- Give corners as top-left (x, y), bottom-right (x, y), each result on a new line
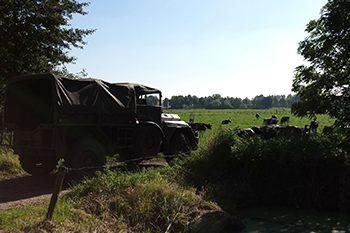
top-left (188, 113), bottom-right (319, 140)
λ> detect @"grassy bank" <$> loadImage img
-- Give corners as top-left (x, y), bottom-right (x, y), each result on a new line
top-left (0, 159), bottom-right (228, 232)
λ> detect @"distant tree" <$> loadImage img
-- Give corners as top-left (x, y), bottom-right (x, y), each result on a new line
top-left (167, 94), bottom-right (296, 109)
top-left (146, 95), bottom-right (159, 106)
top-left (252, 95), bottom-right (264, 108)
top-left (169, 95), bottom-right (185, 109)
top-left (191, 95), bottom-right (199, 108)
top-left (183, 95), bottom-right (199, 109)
top-left (0, 0), bottom-right (95, 94)
top-left (261, 96), bottom-right (273, 109)
top-left (211, 94), bottom-right (222, 100)
top-left (278, 96), bottom-right (288, 108)
top-left (198, 97), bottom-right (207, 109)
top-left (242, 97), bottom-right (252, 108)
top-left (292, 0), bottom-right (350, 127)
top-left (271, 96), bottom-right (278, 107)
top-left (163, 98), bottom-right (170, 109)
top-left (287, 94), bottom-right (299, 107)
top-left (231, 97), bottom-right (242, 109)
top-left (207, 99), bottom-right (222, 109)
top-left (222, 99), bottom-right (233, 109)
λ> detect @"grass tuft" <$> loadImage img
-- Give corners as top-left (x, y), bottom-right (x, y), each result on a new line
top-left (60, 166), bottom-right (218, 232)
top-left (0, 150), bottom-right (26, 180)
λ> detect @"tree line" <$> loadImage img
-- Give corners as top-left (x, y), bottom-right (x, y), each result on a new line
top-left (162, 94), bottom-right (299, 109)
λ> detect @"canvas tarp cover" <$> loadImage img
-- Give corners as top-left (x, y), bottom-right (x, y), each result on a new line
top-left (7, 73), bottom-right (161, 115)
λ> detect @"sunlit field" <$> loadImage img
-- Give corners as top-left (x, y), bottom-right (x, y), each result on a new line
top-left (164, 108), bottom-right (335, 137)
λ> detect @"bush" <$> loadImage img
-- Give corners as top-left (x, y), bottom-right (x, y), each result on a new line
top-left (63, 166), bottom-right (217, 232)
top-left (0, 150), bottom-right (26, 180)
top-left (183, 130), bottom-right (350, 213)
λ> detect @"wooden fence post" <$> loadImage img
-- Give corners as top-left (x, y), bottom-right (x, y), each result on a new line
top-left (46, 166), bottom-right (66, 221)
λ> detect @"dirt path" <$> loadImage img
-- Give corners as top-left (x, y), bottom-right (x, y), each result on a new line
top-left (0, 159), bottom-right (167, 212)
top-left (0, 173), bottom-right (65, 211)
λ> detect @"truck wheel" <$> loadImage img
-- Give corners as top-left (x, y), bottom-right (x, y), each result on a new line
top-left (169, 133), bottom-right (190, 155)
top-left (69, 139), bottom-right (106, 178)
top-left (19, 154), bottom-right (56, 176)
top-left (133, 124), bottom-right (162, 158)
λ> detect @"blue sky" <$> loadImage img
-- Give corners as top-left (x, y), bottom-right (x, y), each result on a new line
top-left (66, 0), bottom-right (328, 99)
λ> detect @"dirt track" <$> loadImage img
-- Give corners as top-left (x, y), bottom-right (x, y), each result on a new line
top-left (0, 159), bottom-right (167, 211)
top-left (0, 173), bottom-right (65, 211)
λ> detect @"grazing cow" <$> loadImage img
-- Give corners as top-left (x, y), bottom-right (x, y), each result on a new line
top-left (251, 125), bottom-right (304, 139)
top-left (263, 115), bottom-right (278, 126)
top-left (222, 119), bottom-right (231, 124)
top-left (280, 116), bottom-right (290, 126)
top-left (255, 113), bottom-right (260, 120)
top-left (251, 125), bottom-right (277, 139)
top-left (275, 125), bottom-right (304, 138)
top-left (188, 122), bottom-right (212, 137)
top-left (238, 128), bottom-right (255, 137)
top-left (310, 119), bottom-right (318, 134)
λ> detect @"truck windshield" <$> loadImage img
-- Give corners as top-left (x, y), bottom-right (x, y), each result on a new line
top-left (138, 94), bottom-right (161, 106)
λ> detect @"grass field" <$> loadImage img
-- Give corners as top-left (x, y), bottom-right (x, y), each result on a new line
top-left (164, 108), bottom-right (335, 135)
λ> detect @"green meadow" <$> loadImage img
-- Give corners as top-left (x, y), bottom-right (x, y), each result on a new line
top-left (164, 108), bottom-right (335, 134)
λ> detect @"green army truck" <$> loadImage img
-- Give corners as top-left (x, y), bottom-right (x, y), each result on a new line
top-left (4, 73), bottom-right (198, 175)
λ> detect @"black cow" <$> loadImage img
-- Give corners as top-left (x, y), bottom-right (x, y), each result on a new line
top-left (263, 116), bottom-right (278, 126)
top-left (310, 119), bottom-right (318, 133)
top-left (280, 116), bottom-right (290, 126)
top-left (222, 119), bottom-right (231, 124)
top-left (255, 113), bottom-right (260, 120)
top-left (238, 128), bottom-right (255, 137)
top-left (251, 125), bottom-right (304, 140)
top-left (189, 122), bottom-right (212, 137)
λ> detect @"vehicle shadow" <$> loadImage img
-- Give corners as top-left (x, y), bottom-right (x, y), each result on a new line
top-left (0, 159), bottom-right (167, 206)
top-left (0, 172), bottom-right (68, 204)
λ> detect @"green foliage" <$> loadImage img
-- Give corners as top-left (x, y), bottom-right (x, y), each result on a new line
top-left (53, 66), bottom-right (90, 79)
top-left (0, 0), bottom-right (95, 87)
top-left (183, 130), bottom-right (350, 212)
top-left (167, 94), bottom-right (298, 109)
top-left (0, 150), bottom-right (26, 180)
top-left (292, 0), bottom-right (350, 128)
top-left (63, 167), bottom-right (213, 232)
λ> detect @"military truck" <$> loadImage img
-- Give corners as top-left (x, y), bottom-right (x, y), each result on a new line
top-left (3, 73), bottom-right (198, 175)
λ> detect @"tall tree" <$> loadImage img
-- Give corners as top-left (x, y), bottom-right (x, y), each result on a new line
top-left (261, 96), bottom-right (273, 109)
top-left (0, 0), bottom-right (95, 87)
top-left (292, 0), bottom-right (350, 127)
top-left (163, 98), bottom-right (170, 109)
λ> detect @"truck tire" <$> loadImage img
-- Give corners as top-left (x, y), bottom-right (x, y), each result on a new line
top-left (68, 139), bottom-right (106, 178)
top-left (19, 154), bottom-right (56, 176)
top-left (133, 124), bottom-right (162, 158)
top-left (169, 132), bottom-right (190, 155)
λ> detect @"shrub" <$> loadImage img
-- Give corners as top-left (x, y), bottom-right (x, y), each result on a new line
top-left (183, 130), bottom-right (350, 213)
top-left (0, 150), bottom-right (26, 180)
top-left (63, 166), bottom-right (216, 232)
